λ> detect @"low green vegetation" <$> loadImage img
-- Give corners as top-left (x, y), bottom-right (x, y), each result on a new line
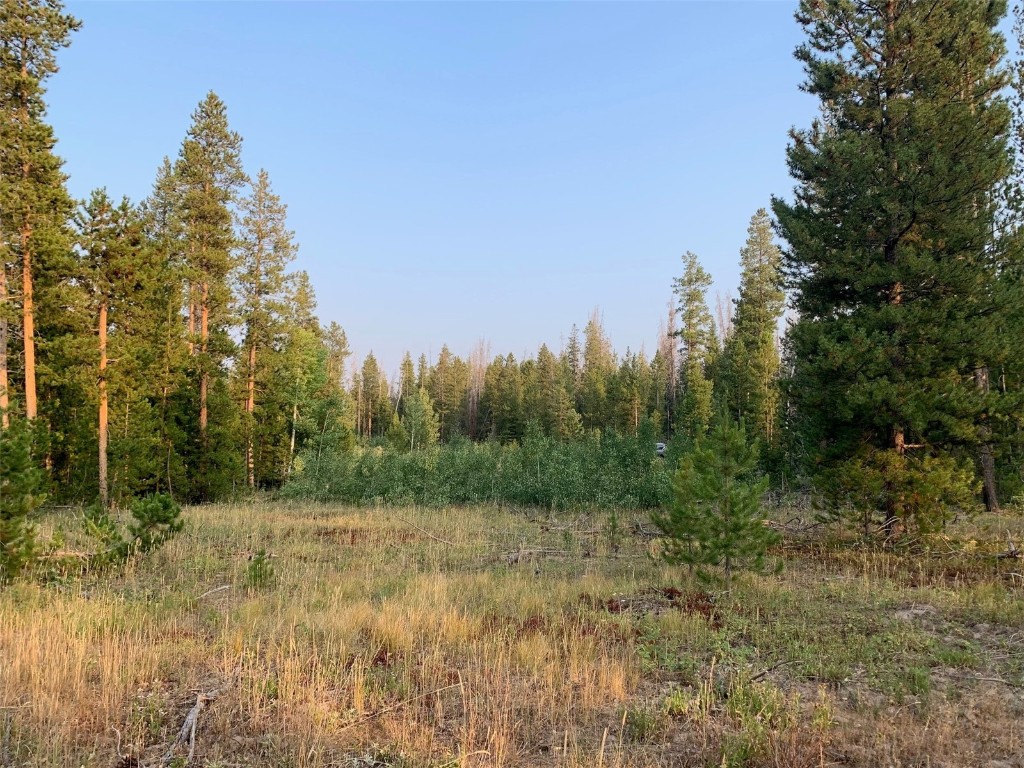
top-left (285, 422), bottom-right (673, 510)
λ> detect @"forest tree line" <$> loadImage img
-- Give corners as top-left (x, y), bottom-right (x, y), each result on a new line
top-left (4, 0), bottom-right (1024, 539)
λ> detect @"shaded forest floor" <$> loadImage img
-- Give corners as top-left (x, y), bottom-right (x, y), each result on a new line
top-left (1, 502), bottom-right (1023, 767)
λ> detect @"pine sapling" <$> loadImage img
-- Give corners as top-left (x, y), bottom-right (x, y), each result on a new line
top-left (651, 416), bottom-right (778, 587)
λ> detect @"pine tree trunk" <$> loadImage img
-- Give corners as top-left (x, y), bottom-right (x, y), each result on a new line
top-left (0, 265), bottom-right (9, 428)
top-left (885, 426), bottom-right (905, 538)
top-left (21, 223), bottom-right (36, 420)
top-left (18, 52), bottom-right (37, 422)
top-left (187, 288), bottom-right (196, 356)
top-left (98, 300), bottom-right (109, 509)
top-left (975, 366), bottom-right (999, 513)
top-left (246, 341), bottom-right (256, 488)
top-left (288, 401), bottom-right (297, 478)
top-left (199, 281), bottom-right (209, 435)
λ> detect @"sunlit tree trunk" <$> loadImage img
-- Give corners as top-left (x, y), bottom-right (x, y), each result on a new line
top-left (98, 300), bottom-right (109, 508)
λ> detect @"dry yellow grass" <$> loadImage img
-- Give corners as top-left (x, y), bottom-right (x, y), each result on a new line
top-left (1, 501), bottom-right (1022, 767)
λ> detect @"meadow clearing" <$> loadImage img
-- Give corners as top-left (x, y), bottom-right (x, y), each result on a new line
top-left (1, 502), bottom-right (1022, 767)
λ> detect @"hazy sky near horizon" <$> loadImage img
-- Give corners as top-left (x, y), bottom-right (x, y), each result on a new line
top-left (50, 0), bottom-right (817, 376)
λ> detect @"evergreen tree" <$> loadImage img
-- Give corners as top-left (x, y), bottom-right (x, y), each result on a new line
top-left (0, 417), bottom-right (42, 581)
top-left (672, 252), bottom-right (716, 441)
top-left (358, 352), bottom-right (387, 438)
top-left (534, 343), bottom-right (582, 438)
top-left (773, 0), bottom-right (1015, 533)
top-left (0, 0), bottom-right (79, 423)
top-left (237, 169), bottom-right (296, 488)
top-left (139, 157), bottom-right (190, 498)
top-left (175, 91), bottom-right (246, 498)
top-left (580, 309), bottom-right (614, 429)
top-left (718, 209), bottom-right (785, 447)
top-left (652, 416), bottom-right (777, 586)
top-left (76, 191), bottom-right (141, 507)
top-left (397, 351), bottom-right (415, 417)
top-left (613, 348), bottom-right (651, 435)
top-left (427, 344), bottom-right (468, 441)
top-left (561, 323), bottom-right (582, 396)
top-left (324, 322), bottom-right (350, 390)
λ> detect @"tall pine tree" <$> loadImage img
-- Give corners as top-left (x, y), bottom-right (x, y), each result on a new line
top-left (773, 0), bottom-right (1016, 533)
top-left (718, 209), bottom-right (785, 448)
top-left (672, 252), bottom-right (716, 442)
top-left (0, 0), bottom-right (79, 422)
top-left (237, 169), bottom-right (296, 488)
top-left (175, 92), bottom-right (246, 499)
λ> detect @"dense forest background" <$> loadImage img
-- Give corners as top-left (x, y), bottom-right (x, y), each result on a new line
top-left (3, 0), bottom-right (1024, 535)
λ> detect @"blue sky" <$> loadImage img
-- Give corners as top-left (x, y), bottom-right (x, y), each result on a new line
top-left (49, 1), bottom-right (817, 376)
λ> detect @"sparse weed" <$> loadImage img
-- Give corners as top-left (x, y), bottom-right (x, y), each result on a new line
top-left (246, 548), bottom-right (275, 590)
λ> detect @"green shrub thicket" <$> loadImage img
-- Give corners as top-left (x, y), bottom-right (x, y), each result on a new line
top-left (284, 421), bottom-right (676, 509)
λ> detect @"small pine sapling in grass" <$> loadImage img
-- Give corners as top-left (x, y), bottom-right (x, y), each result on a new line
top-left (127, 494), bottom-right (183, 554)
top-left (651, 415), bottom-right (779, 587)
top-left (0, 418), bottom-right (44, 583)
top-left (85, 494), bottom-right (183, 567)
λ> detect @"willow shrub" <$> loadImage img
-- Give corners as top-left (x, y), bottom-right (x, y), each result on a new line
top-left (284, 421), bottom-right (673, 510)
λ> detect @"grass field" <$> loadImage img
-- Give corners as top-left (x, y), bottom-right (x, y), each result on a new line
top-left (1, 502), bottom-right (1022, 767)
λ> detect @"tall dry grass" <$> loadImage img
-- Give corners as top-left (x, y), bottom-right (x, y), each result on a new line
top-left (1, 501), bottom-right (1021, 766)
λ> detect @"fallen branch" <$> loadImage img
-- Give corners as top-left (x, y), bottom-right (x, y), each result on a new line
top-left (996, 532), bottom-right (1020, 560)
top-left (338, 683), bottom-right (463, 731)
top-left (942, 673), bottom-right (1023, 689)
top-left (197, 585), bottom-right (231, 600)
top-left (630, 518), bottom-right (661, 540)
top-left (390, 514), bottom-right (457, 546)
top-left (506, 548), bottom-right (570, 565)
top-left (37, 550), bottom-right (91, 561)
top-left (750, 660), bottom-right (800, 683)
top-left (162, 683), bottom-right (228, 766)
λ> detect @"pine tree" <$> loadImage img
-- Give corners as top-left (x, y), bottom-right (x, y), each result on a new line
top-left (718, 209), bottom-right (785, 447)
top-left (580, 309), bottom-right (614, 429)
top-left (76, 190), bottom-right (144, 507)
top-left (427, 344), bottom-right (468, 441)
top-left (773, 0), bottom-right (1015, 533)
top-left (466, 340), bottom-right (488, 439)
top-left (0, 416), bottom-right (42, 581)
top-left (651, 416), bottom-right (777, 586)
top-left (397, 351), bottom-right (415, 417)
top-left (0, 0), bottom-right (80, 422)
top-left (324, 322), bottom-right (350, 390)
top-left (175, 91), bottom-right (246, 497)
top-left (359, 352), bottom-right (386, 438)
top-left (139, 157), bottom-right (190, 498)
top-left (237, 169), bottom-right (296, 488)
top-left (672, 252), bottom-right (716, 441)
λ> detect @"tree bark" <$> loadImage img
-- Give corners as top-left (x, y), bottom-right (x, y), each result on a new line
top-left (288, 401), bottom-right (297, 478)
top-left (1, 265), bottom-right (9, 428)
top-left (246, 341), bottom-right (256, 488)
top-left (187, 286), bottom-right (196, 356)
top-left (22, 222), bottom-right (36, 421)
top-left (199, 281), bottom-right (209, 436)
top-left (975, 366), bottom-right (1000, 513)
top-left (98, 300), bottom-right (109, 509)
top-left (18, 52), bottom-right (37, 422)
top-left (885, 426), bottom-right (905, 538)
